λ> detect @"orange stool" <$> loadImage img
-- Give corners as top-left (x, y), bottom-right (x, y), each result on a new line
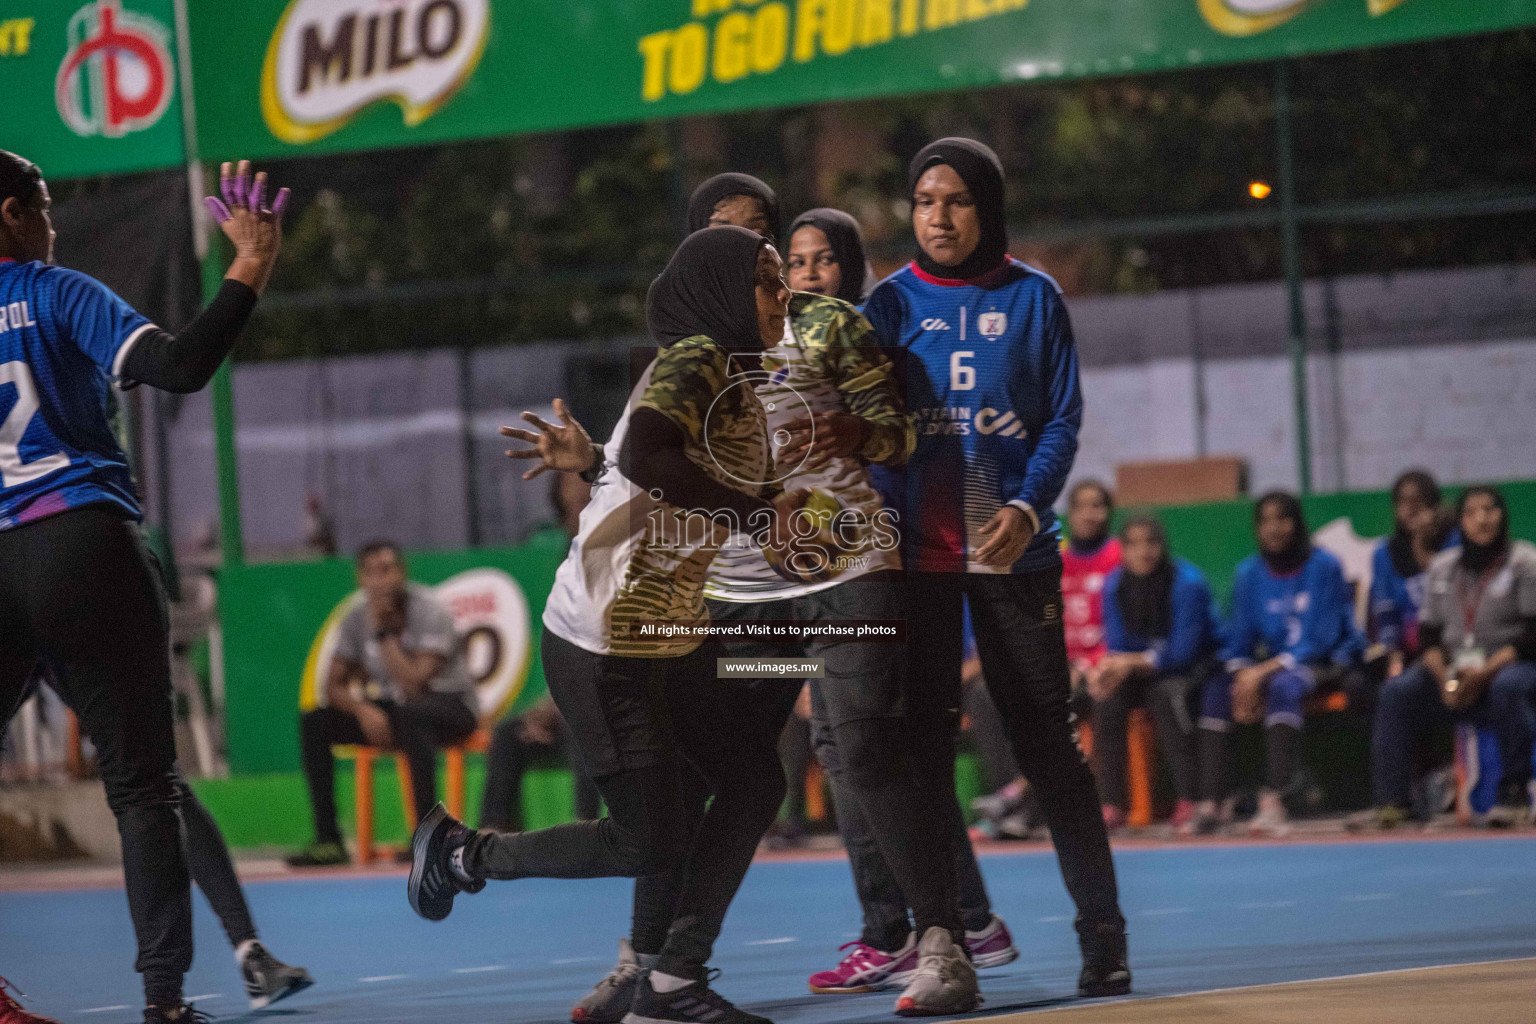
top-left (1081, 709), bottom-right (1157, 827)
top-left (338, 727), bottom-right (491, 865)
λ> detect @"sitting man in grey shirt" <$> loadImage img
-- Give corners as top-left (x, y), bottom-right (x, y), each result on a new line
top-left (287, 540), bottom-right (478, 867)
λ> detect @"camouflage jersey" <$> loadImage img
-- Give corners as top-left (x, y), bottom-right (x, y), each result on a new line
top-left (704, 292), bottom-right (911, 602)
top-left (542, 335), bottom-right (771, 658)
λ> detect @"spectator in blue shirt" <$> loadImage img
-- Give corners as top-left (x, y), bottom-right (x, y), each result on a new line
top-left (1196, 492), bottom-right (1366, 836)
top-left (1090, 516), bottom-right (1222, 834)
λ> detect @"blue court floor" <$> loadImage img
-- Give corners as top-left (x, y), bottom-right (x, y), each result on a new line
top-left (2, 837), bottom-right (1534, 1024)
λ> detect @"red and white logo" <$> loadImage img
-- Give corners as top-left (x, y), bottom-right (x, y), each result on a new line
top-left (977, 312), bottom-right (1007, 338)
top-left (55, 1), bottom-right (174, 139)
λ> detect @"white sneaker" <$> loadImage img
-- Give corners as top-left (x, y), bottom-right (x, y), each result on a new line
top-left (573, 938), bottom-right (647, 1023)
top-left (893, 927), bottom-right (981, 1017)
top-left (1247, 791), bottom-right (1291, 837)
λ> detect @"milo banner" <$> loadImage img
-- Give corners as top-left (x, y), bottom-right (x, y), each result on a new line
top-left (219, 531), bottom-right (567, 774)
top-left (189, 0), bottom-right (1536, 163)
top-left (10, 1), bottom-right (1536, 178)
top-left (0, 0), bottom-right (186, 178)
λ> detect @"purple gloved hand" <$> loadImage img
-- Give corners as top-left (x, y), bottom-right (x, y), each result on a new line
top-left (207, 161), bottom-right (290, 224)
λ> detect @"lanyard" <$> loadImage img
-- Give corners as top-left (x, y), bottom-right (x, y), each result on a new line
top-left (1456, 557), bottom-right (1506, 641)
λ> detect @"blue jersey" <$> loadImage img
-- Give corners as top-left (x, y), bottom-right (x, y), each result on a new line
top-left (1368, 532), bottom-right (1457, 655)
top-left (1221, 548), bottom-right (1366, 672)
top-left (864, 259), bottom-right (1082, 574)
top-left (0, 259), bottom-right (152, 530)
top-left (1103, 558), bottom-right (1223, 675)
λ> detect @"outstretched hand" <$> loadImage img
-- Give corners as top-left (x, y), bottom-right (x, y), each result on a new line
top-left (500, 398), bottom-right (597, 480)
top-left (205, 159), bottom-right (289, 295)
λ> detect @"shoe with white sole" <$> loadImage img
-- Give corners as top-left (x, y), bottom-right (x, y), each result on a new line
top-left (893, 927), bottom-right (981, 1017)
top-left (573, 938), bottom-right (647, 1023)
top-left (964, 914), bottom-right (1018, 969)
top-left (237, 941), bottom-right (313, 1010)
top-left (807, 933), bottom-right (918, 993)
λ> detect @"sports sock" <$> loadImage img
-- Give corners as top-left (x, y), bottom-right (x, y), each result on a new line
top-left (650, 971), bottom-right (695, 994)
top-left (234, 938), bottom-right (259, 963)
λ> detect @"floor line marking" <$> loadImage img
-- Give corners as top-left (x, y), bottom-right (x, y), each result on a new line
top-left (1446, 887), bottom-right (1494, 896)
top-left (453, 965), bottom-right (506, 974)
top-left (78, 1007), bottom-right (131, 1014)
top-left (1342, 893), bottom-right (1395, 901)
top-left (551, 957), bottom-right (599, 965)
top-left (360, 974), bottom-right (409, 982)
top-left (745, 937), bottom-right (798, 945)
top-left (185, 993), bottom-right (224, 1001)
top-left (1236, 900), bottom-right (1297, 909)
top-left (1139, 908), bottom-right (1192, 916)
top-left (1005, 956), bottom-right (1536, 1017)
top-left (1037, 915), bottom-right (1070, 922)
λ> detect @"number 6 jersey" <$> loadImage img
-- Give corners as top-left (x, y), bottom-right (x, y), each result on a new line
top-left (863, 257), bottom-right (1082, 575)
top-left (0, 258), bottom-right (154, 530)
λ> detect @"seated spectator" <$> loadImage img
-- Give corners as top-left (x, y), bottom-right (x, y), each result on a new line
top-left (1197, 492), bottom-right (1366, 836)
top-left (1062, 479), bottom-right (1121, 696)
top-left (287, 541), bottom-right (478, 867)
top-left (1090, 516), bottom-right (1222, 834)
top-left (480, 697), bottom-right (599, 832)
top-left (1369, 470), bottom-right (1456, 679)
top-left (1361, 486), bottom-right (1536, 829)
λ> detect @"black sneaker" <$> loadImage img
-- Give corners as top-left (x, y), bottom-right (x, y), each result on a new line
top-left (284, 841), bottom-right (348, 868)
top-left (238, 940), bottom-right (314, 1009)
top-left (1077, 922), bottom-right (1131, 998)
top-left (623, 970), bottom-right (771, 1024)
top-left (142, 1004), bottom-right (214, 1023)
top-left (408, 803), bottom-right (484, 921)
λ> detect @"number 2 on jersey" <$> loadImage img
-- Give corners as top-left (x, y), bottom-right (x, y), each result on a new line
top-left (0, 361), bottom-right (70, 488)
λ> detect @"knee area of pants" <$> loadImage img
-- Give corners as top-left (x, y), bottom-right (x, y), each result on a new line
top-left (1268, 671), bottom-right (1309, 705)
top-left (608, 826), bottom-right (682, 876)
top-left (830, 721), bottom-right (904, 777)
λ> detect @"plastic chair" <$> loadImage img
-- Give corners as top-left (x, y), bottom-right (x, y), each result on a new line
top-left (337, 727), bottom-right (491, 865)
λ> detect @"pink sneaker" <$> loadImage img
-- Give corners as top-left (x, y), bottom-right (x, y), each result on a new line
top-left (1169, 799), bottom-right (1197, 834)
top-left (808, 934), bottom-right (918, 994)
top-left (965, 914), bottom-right (1019, 969)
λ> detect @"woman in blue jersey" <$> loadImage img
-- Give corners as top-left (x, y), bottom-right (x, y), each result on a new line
top-left (863, 138), bottom-right (1129, 1005)
top-left (1091, 516), bottom-right (1221, 835)
top-left (0, 151), bottom-right (291, 1023)
top-left (1196, 492), bottom-right (1366, 836)
top-left (1369, 470), bottom-right (1455, 677)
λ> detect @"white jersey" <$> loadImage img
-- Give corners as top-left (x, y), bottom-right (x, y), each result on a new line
top-left (542, 336), bottom-right (770, 658)
top-left (704, 295), bottom-right (905, 603)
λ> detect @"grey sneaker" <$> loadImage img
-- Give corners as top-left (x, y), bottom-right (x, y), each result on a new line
top-left (893, 927), bottom-right (981, 1017)
top-left (238, 941), bottom-right (313, 1009)
top-left (573, 938), bottom-right (646, 1023)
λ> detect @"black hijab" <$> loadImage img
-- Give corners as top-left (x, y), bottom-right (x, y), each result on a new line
top-left (1256, 490), bottom-right (1312, 575)
top-left (788, 208), bottom-right (874, 304)
top-left (1386, 469), bottom-right (1448, 579)
top-left (908, 137), bottom-right (1008, 281)
top-left (646, 225), bottom-right (768, 351)
top-left (1116, 516), bottom-right (1176, 640)
top-left (687, 173), bottom-right (782, 243)
top-left (1456, 486), bottom-right (1510, 575)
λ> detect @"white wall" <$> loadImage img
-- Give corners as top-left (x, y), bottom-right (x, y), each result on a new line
top-left (1072, 337), bottom-right (1536, 497)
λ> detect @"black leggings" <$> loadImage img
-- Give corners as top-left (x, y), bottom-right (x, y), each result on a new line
top-left (0, 507), bottom-right (190, 1007)
top-left (463, 633), bottom-right (795, 979)
top-left (1093, 672), bottom-right (1203, 809)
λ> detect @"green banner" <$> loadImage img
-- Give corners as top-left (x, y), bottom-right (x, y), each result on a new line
top-left (0, 0), bottom-right (186, 179)
top-left (220, 530), bottom-right (567, 774)
top-left (189, 0), bottom-right (1536, 164)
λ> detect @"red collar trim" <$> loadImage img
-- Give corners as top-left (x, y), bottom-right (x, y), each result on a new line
top-left (0, 258), bottom-right (15, 264)
top-left (908, 256), bottom-right (1013, 288)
